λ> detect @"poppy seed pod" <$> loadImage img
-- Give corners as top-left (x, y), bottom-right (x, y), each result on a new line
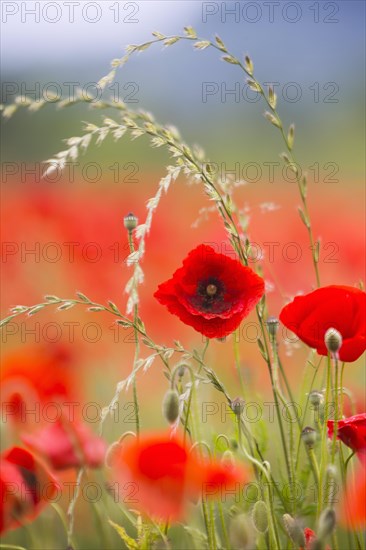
top-left (123, 212), bottom-right (138, 232)
top-left (309, 390), bottom-right (324, 408)
top-left (324, 327), bottom-right (342, 354)
top-left (162, 389), bottom-right (180, 424)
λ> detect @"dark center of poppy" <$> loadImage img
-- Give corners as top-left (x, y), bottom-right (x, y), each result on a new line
top-left (190, 278), bottom-right (229, 314)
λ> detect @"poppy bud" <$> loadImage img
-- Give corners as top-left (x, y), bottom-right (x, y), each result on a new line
top-left (230, 438), bottom-right (239, 451)
top-left (301, 426), bottom-right (317, 448)
top-left (229, 513), bottom-right (252, 549)
top-left (177, 365), bottom-right (186, 378)
top-left (309, 390), bottom-right (324, 408)
top-left (221, 450), bottom-right (235, 470)
top-left (266, 316), bottom-right (279, 341)
top-left (123, 212), bottom-right (138, 232)
top-left (324, 328), bottom-right (342, 354)
top-left (252, 500), bottom-right (268, 534)
top-left (162, 390), bottom-right (180, 424)
top-left (231, 397), bottom-right (245, 417)
top-left (283, 514), bottom-right (305, 547)
top-left (317, 508), bottom-right (336, 540)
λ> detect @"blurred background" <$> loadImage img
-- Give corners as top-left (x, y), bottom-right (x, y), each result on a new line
top-left (1, 1), bottom-right (365, 547)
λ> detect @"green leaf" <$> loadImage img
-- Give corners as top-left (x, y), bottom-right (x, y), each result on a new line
top-left (108, 520), bottom-right (138, 550)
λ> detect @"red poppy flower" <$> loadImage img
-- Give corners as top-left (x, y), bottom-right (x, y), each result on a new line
top-left (279, 285), bottom-right (366, 362)
top-left (1, 344), bottom-right (79, 424)
top-left (109, 432), bottom-right (249, 521)
top-left (327, 413), bottom-right (366, 456)
top-left (0, 446), bottom-right (58, 534)
top-left (301, 528), bottom-right (331, 550)
top-left (154, 244), bottom-right (264, 339)
top-left (201, 460), bottom-right (249, 502)
top-left (21, 419), bottom-right (106, 470)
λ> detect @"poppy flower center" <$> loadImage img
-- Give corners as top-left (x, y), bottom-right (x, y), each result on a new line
top-left (206, 284), bottom-right (217, 296)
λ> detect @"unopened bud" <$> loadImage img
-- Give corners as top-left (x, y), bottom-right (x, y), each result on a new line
top-left (123, 212), bottom-right (138, 232)
top-left (229, 514), bottom-right (252, 550)
top-left (326, 463), bottom-right (337, 480)
top-left (221, 450), bottom-right (235, 470)
top-left (162, 389), bottom-right (180, 424)
top-left (252, 500), bottom-right (268, 534)
top-left (301, 426), bottom-right (317, 448)
top-left (230, 438), bottom-right (239, 451)
top-left (324, 328), bottom-right (342, 354)
top-left (177, 365), bottom-right (186, 378)
top-left (283, 514), bottom-right (305, 547)
top-left (318, 508), bottom-right (336, 540)
top-left (231, 397), bottom-right (245, 417)
top-left (309, 390), bottom-right (324, 408)
top-left (266, 316), bottom-right (279, 340)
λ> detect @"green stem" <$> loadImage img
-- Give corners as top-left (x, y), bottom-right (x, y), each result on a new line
top-left (318, 356), bottom-right (332, 518)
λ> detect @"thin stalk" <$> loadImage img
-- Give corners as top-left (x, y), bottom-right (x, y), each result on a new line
top-left (127, 229), bottom-right (141, 438)
top-left (318, 356), bottom-right (332, 518)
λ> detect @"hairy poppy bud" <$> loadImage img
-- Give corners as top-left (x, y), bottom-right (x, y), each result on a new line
top-left (123, 212), bottom-right (138, 232)
top-left (230, 513), bottom-right (252, 549)
top-left (252, 500), bottom-right (268, 534)
top-left (318, 508), bottom-right (336, 540)
top-left (221, 450), bottom-right (235, 470)
top-left (266, 316), bottom-right (279, 341)
top-left (302, 426), bottom-right (317, 448)
top-left (231, 397), bottom-right (245, 417)
top-left (162, 389), bottom-right (180, 424)
top-left (324, 328), bottom-right (342, 354)
top-left (177, 365), bottom-right (186, 378)
top-left (283, 514), bottom-right (305, 547)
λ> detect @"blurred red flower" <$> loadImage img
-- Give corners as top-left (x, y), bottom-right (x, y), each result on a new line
top-left (1, 344), bottom-right (79, 424)
top-left (327, 413), bottom-right (366, 456)
top-left (340, 461), bottom-right (366, 529)
top-left (109, 432), bottom-right (249, 521)
top-left (0, 446), bottom-right (58, 534)
top-left (21, 419), bottom-right (106, 470)
top-left (201, 459), bottom-right (249, 502)
top-left (154, 244), bottom-right (264, 339)
top-left (302, 527), bottom-right (330, 550)
top-left (279, 285), bottom-right (366, 362)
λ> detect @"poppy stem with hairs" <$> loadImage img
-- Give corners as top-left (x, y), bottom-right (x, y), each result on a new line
top-left (261, 319), bottom-right (294, 512)
top-left (318, 355), bottom-right (332, 519)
